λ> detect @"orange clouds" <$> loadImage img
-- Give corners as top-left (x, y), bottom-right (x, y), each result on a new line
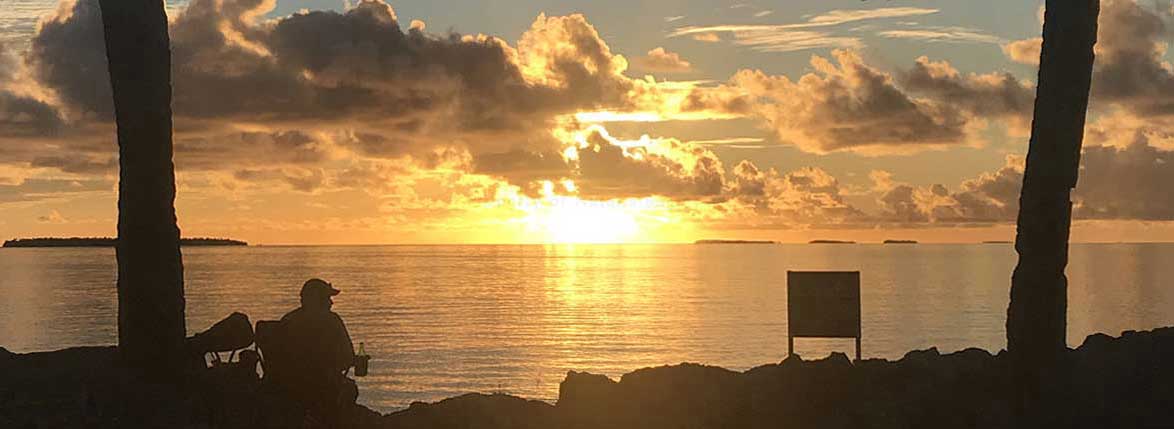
top-left (6, 0), bottom-right (1174, 240)
top-left (728, 50), bottom-right (968, 153)
top-left (632, 47), bottom-right (693, 73)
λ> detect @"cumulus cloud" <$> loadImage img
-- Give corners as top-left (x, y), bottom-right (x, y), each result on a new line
top-left (868, 132), bottom-right (1174, 224)
top-left (1088, 0), bottom-right (1174, 116)
top-left (1076, 133), bottom-right (1174, 219)
top-left (572, 128), bottom-right (724, 200)
top-left (9, 0), bottom-right (1174, 230)
top-left (1004, 0), bottom-right (1174, 116)
top-left (24, 0), bottom-right (640, 136)
top-left (1002, 37), bottom-right (1041, 65)
top-left (632, 47), bottom-right (692, 73)
top-left (872, 156), bottom-right (1022, 224)
top-left (0, 43), bottom-right (65, 136)
top-left (726, 50), bottom-right (968, 153)
top-left (728, 160), bottom-right (862, 225)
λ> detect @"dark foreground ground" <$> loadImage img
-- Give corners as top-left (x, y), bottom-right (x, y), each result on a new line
top-left (2, 327), bottom-right (1172, 428)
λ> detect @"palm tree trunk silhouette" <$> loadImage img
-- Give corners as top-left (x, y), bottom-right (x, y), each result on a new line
top-left (98, 0), bottom-right (186, 377)
top-left (1007, 0), bottom-right (1098, 423)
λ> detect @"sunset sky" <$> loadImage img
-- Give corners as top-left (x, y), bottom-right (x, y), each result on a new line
top-left (1, 0), bottom-right (1173, 244)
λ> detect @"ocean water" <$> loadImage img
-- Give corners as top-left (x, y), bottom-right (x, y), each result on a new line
top-left (2, 243), bottom-right (1172, 412)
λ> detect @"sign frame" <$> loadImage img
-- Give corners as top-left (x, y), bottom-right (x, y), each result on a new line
top-left (786, 270), bottom-right (862, 361)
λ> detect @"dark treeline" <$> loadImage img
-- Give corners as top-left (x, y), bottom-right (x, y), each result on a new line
top-left (2, 237), bottom-right (247, 247)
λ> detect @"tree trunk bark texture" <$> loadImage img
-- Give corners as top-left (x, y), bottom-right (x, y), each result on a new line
top-left (1008, 0), bottom-right (1098, 369)
top-left (1007, 0), bottom-right (1098, 425)
top-left (98, 0), bottom-right (186, 377)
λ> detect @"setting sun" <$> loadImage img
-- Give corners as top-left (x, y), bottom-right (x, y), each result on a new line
top-left (520, 195), bottom-right (641, 243)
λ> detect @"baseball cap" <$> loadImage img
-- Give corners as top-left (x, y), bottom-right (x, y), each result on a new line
top-left (300, 278), bottom-right (340, 298)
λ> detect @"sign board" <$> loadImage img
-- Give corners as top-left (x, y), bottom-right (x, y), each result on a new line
top-left (787, 271), bottom-right (861, 360)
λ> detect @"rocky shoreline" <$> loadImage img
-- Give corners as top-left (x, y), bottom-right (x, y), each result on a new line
top-left (3, 327), bottom-right (1172, 428)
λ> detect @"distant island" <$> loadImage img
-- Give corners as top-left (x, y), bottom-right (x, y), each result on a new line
top-left (2, 237), bottom-right (248, 248)
top-left (694, 239), bottom-right (776, 244)
top-left (808, 240), bottom-right (856, 244)
top-left (883, 239), bottom-right (918, 244)
top-left (983, 240), bottom-right (1013, 244)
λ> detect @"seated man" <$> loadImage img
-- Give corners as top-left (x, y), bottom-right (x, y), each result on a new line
top-left (279, 278), bottom-right (358, 423)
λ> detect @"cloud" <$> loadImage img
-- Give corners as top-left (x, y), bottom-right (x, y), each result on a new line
top-left (25, 0), bottom-right (640, 135)
top-left (1003, 0), bottom-right (1174, 116)
top-left (668, 7), bottom-right (937, 53)
top-left (754, 11), bottom-right (773, 18)
top-left (868, 130), bottom-right (1174, 224)
top-left (899, 56), bottom-right (1034, 119)
top-left (670, 25), bottom-right (861, 52)
top-left (26, 0), bottom-right (112, 120)
top-left (872, 156), bottom-right (1022, 224)
top-left (805, 7), bottom-right (940, 26)
top-left (691, 32), bottom-right (721, 42)
top-left (572, 129), bottom-right (725, 200)
top-left (1075, 132), bottom-right (1174, 220)
top-left (665, 16), bottom-right (684, 23)
top-left (10, 0), bottom-right (1174, 229)
top-left (1002, 37), bottom-right (1041, 65)
top-left (0, 43), bottom-right (65, 136)
top-left (1087, 0), bottom-right (1174, 117)
top-left (728, 161), bottom-right (863, 225)
top-left (726, 50), bottom-right (968, 153)
top-left (36, 209), bottom-right (66, 223)
top-left (877, 26), bottom-right (1005, 44)
top-left (30, 154), bottom-right (115, 174)
top-left (632, 47), bottom-right (692, 73)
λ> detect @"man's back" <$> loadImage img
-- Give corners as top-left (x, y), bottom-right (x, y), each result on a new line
top-left (280, 307), bottom-right (354, 380)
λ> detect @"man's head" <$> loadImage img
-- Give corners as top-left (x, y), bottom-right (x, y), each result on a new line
top-left (300, 278), bottom-right (340, 310)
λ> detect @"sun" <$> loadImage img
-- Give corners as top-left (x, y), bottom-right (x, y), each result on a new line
top-left (522, 195), bottom-right (641, 244)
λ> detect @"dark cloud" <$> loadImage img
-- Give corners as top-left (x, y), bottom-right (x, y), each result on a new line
top-left (1089, 0), bottom-right (1174, 115)
top-left (0, 91), bottom-right (66, 137)
top-left (30, 154), bottom-right (115, 174)
top-left (473, 149), bottom-right (571, 188)
top-left (26, 0), bottom-right (635, 134)
top-left (0, 43), bottom-right (65, 136)
top-left (900, 56), bottom-right (1034, 118)
top-left (174, 130), bottom-right (332, 171)
top-left (0, 178), bottom-right (112, 204)
top-left (873, 133), bottom-right (1174, 224)
top-left (26, 0), bottom-right (112, 119)
top-left (574, 131), bottom-right (725, 200)
top-left (1075, 135), bottom-right (1174, 219)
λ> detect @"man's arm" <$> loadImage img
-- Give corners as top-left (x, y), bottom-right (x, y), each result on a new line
top-left (332, 313), bottom-right (355, 372)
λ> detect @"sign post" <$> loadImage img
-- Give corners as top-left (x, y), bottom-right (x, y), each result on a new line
top-left (787, 271), bottom-right (862, 361)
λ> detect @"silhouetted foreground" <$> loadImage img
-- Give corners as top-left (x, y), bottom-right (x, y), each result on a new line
top-left (2, 327), bottom-right (1171, 428)
top-left (2, 237), bottom-right (247, 247)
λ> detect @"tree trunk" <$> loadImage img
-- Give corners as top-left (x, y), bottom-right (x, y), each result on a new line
top-left (99, 0), bottom-right (186, 377)
top-left (1007, 0), bottom-right (1098, 423)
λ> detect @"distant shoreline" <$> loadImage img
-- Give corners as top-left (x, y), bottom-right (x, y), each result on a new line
top-left (694, 239), bottom-right (776, 244)
top-left (2, 237), bottom-right (248, 248)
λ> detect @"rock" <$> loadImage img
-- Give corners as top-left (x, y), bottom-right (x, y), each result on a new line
top-left (383, 393), bottom-right (555, 429)
top-left (5, 327), bottom-right (1174, 428)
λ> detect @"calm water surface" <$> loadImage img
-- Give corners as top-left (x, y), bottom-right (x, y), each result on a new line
top-left (2, 243), bottom-right (1172, 411)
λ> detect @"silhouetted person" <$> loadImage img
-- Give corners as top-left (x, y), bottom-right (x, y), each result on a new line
top-left (279, 278), bottom-right (358, 425)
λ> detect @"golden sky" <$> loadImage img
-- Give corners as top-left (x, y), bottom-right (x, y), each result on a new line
top-left (1, 0), bottom-right (1173, 244)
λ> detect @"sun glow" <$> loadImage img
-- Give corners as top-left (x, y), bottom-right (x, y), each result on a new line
top-left (521, 195), bottom-right (641, 243)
